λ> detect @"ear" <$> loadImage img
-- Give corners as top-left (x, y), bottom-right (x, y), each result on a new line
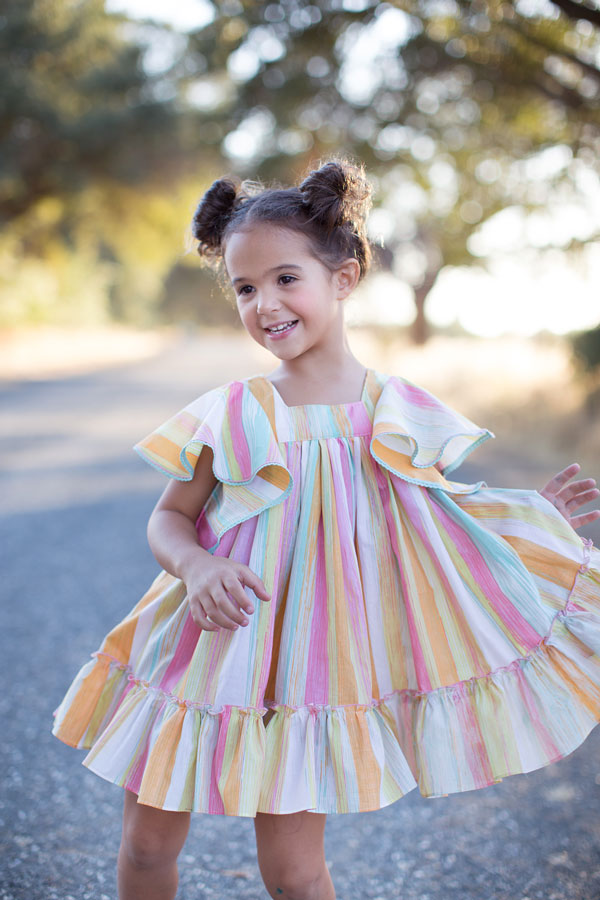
top-left (334, 258), bottom-right (361, 299)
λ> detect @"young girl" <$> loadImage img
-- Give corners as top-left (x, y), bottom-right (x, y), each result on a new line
top-left (53, 158), bottom-right (600, 900)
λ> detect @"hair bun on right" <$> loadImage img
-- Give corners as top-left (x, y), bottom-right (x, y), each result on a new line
top-left (299, 159), bottom-right (372, 235)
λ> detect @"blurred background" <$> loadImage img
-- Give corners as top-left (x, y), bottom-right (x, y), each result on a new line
top-left (3, 4), bottom-right (600, 899)
top-left (1, 0), bottom-right (600, 471)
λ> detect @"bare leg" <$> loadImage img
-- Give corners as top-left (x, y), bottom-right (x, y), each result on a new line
top-left (254, 808), bottom-right (335, 900)
top-left (117, 788), bottom-right (191, 900)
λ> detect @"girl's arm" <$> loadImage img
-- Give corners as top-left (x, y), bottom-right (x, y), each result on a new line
top-left (147, 446), bottom-right (271, 631)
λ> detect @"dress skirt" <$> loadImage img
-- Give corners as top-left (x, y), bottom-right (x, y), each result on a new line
top-left (52, 368), bottom-right (600, 817)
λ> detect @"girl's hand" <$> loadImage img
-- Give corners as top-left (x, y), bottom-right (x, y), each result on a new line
top-left (538, 463), bottom-right (600, 531)
top-left (183, 555), bottom-right (271, 632)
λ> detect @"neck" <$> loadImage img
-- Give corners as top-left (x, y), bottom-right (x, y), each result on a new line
top-left (270, 335), bottom-right (364, 391)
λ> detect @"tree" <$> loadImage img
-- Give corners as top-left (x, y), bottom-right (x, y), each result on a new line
top-left (0, 0), bottom-right (224, 326)
top-left (3, 1), bottom-right (599, 334)
top-left (0, 0), bottom-right (198, 222)
top-left (183, 0), bottom-right (600, 341)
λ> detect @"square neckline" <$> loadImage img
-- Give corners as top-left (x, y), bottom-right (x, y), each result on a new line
top-left (261, 367), bottom-right (371, 410)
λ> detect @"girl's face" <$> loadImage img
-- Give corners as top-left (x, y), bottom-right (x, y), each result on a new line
top-left (223, 223), bottom-right (359, 363)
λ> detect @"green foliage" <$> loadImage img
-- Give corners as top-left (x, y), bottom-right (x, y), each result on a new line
top-left (1, 0), bottom-right (599, 334)
top-left (0, 0), bottom-right (186, 222)
top-left (0, 224), bottom-right (116, 327)
top-left (569, 324), bottom-right (600, 373)
top-left (0, 0), bottom-right (225, 328)
top-left (182, 0), bottom-right (600, 339)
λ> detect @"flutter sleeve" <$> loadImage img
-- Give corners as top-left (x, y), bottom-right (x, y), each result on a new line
top-left (370, 375), bottom-right (495, 493)
top-left (133, 380), bottom-right (293, 551)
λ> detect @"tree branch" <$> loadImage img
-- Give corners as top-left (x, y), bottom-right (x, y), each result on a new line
top-left (503, 19), bottom-right (600, 83)
top-left (548, 0), bottom-right (600, 28)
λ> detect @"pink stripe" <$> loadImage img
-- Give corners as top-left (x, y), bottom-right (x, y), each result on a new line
top-left (393, 481), bottom-right (488, 671)
top-left (333, 453), bottom-right (370, 693)
top-left (431, 494), bottom-right (543, 648)
top-left (454, 682), bottom-right (494, 786)
top-left (514, 665), bottom-right (561, 760)
top-left (159, 616), bottom-right (201, 691)
top-left (228, 382), bottom-right (251, 478)
top-left (125, 697), bottom-right (165, 794)
top-left (376, 466), bottom-right (433, 690)
top-left (305, 516), bottom-right (329, 704)
top-left (209, 707), bottom-right (229, 814)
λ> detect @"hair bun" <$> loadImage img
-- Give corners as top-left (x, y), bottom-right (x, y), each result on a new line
top-left (299, 159), bottom-right (372, 234)
top-left (187, 155), bottom-right (374, 286)
top-left (192, 176), bottom-right (242, 258)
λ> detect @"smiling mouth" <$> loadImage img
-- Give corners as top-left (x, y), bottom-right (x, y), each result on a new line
top-left (264, 320), bottom-right (299, 334)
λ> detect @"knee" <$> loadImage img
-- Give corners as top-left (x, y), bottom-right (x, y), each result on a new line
top-left (267, 866), bottom-right (324, 900)
top-left (121, 822), bottom-right (181, 871)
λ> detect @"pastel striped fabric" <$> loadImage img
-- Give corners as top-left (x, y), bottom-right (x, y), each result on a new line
top-left (52, 368), bottom-right (600, 817)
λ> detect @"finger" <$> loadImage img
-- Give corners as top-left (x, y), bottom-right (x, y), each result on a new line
top-left (220, 574), bottom-right (257, 616)
top-left (190, 601), bottom-right (220, 632)
top-left (561, 478), bottom-right (598, 498)
top-left (561, 488), bottom-right (600, 513)
top-left (239, 566), bottom-right (271, 602)
top-left (569, 510), bottom-right (600, 529)
top-left (556, 463), bottom-right (581, 479)
top-left (566, 488), bottom-right (600, 510)
top-left (210, 588), bottom-right (249, 629)
top-left (541, 463), bottom-right (580, 493)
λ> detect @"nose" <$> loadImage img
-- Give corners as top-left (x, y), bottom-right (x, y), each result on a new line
top-left (256, 290), bottom-right (281, 315)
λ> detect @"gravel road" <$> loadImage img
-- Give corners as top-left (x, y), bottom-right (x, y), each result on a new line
top-left (2, 333), bottom-right (600, 900)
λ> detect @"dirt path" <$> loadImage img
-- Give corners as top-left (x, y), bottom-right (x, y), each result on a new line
top-left (1, 335), bottom-right (600, 899)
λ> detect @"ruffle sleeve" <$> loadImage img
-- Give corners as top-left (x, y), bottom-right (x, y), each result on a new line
top-left (133, 380), bottom-right (293, 552)
top-left (370, 375), bottom-right (495, 494)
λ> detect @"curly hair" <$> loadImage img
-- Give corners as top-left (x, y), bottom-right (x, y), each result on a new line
top-left (189, 156), bottom-right (374, 296)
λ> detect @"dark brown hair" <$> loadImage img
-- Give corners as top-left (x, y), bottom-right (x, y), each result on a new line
top-left (190, 157), bottom-right (374, 296)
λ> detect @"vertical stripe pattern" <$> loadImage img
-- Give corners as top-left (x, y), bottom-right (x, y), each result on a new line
top-left (52, 368), bottom-right (600, 816)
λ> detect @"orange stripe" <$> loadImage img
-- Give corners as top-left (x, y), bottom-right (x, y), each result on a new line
top-left (346, 707), bottom-right (382, 810)
top-left (102, 572), bottom-right (179, 661)
top-left (502, 536), bottom-right (579, 590)
top-left (265, 571), bottom-right (290, 700)
top-left (221, 710), bottom-right (251, 814)
top-left (356, 532), bottom-right (380, 699)
top-left (259, 465), bottom-right (290, 490)
top-left (248, 377), bottom-right (277, 433)
top-left (398, 520), bottom-right (462, 687)
top-left (55, 656), bottom-right (112, 746)
top-left (371, 437), bottom-right (450, 488)
top-left (138, 706), bottom-right (187, 808)
top-left (546, 643), bottom-right (600, 715)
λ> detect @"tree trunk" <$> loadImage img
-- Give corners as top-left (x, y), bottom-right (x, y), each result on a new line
top-left (411, 271), bottom-right (439, 345)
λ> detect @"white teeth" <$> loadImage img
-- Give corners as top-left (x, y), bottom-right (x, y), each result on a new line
top-left (266, 320), bottom-right (297, 333)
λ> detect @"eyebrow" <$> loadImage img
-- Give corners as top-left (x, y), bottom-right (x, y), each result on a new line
top-left (232, 264), bottom-right (302, 286)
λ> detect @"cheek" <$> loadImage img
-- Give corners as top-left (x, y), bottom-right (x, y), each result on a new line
top-left (291, 294), bottom-right (319, 323)
top-left (237, 303), bottom-right (259, 333)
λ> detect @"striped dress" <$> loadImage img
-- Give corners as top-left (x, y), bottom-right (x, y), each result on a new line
top-left (52, 367), bottom-right (600, 817)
